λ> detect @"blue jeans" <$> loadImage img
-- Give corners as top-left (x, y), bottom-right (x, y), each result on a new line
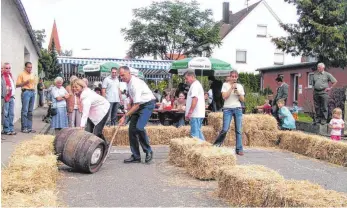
top-left (21, 90), bottom-right (35, 130)
top-left (214, 108), bottom-right (243, 152)
top-left (129, 101), bottom-right (155, 158)
top-left (109, 102), bottom-right (119, 125)
top-left (190, 117), bottom-right (205, 140)
top-left (3, 97), bottom-right (15, 132)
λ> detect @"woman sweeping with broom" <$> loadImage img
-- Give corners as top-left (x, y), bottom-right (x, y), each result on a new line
top-left (213, 70), bottom-right (245, 156)
top-left (72, 79), bottom-right (110, 146)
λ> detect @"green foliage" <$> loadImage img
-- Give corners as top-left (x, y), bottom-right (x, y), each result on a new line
top-left (121, 0), bottom-right (221, 60)
top-left (47, 40), bottom-right (62, 79)
top-left (260, 86), bottom-right (274, 95)
top-left (34, 29), bottom-right (46, 49)
top-left (297, 112), bottom-right (313, 122)
top-left (272, 0), bottom-right (347, 68)
top-left (238, 73), bottom-right (261, 93)
top-left (38, 49), bottom-right (52, 76)
top-left (148, 80), bottom-right (169, 93)
top-left (43, 80), bottom-right (53, 88)
top-left (244, 88), bottom-right (266, 113)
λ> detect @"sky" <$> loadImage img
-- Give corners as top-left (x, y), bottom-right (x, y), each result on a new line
top-left (22, 0), bottom-right (298, 58)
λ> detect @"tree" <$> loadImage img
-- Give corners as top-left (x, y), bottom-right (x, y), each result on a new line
top-left (38, 49), bottom-right (52, 76)
top-left (47, 40), bottom-right (62, 79)
top-left (61, 49), bottom-right (73, 56)
top-left (121, 0), bottom-right (222, 60)
top-left (272, 0), bottom-right (347, 68)
top-left (34, 29), bottom-right (46, 49)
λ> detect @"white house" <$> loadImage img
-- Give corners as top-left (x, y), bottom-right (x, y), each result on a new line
top-left (213, 0), bottom-right (301, 74)
top-left (2, 0), bottom-right (40, 122)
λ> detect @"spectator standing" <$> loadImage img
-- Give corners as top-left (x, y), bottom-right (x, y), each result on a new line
top-left (102, 67), bottom-right (122, 126)
top-left (208, 76), bottom-right (223, 112)
top-left (312, 63), bottom-right (337, 124)
top-left (1, 63), bottom-right (16, 135)
top-left (184, 71), bottom-right (206, 140)
top-left (213, 71), bottom-right (245, 155)
top-left (37, 78), bottom-right (45, 107)
top-left (16, 62), bottom-right (36, 133)
top-left (66, 75), bottom-right (82, 128)
top-left (272, 76), bottom-right (289, 123)
top-left (50, 77), bottom-right (69, 133)
top-left (329, 108), bottom-right (344, 141)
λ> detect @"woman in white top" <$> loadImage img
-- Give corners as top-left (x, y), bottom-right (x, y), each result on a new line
top-left (72, 79), bottom-right (110, 143)
top-left (159, 91), bottom-right (172, 110)
top-left (50, 77), bottom-right (69, 132)
top-left (213, 71), bottom-right (245, 156)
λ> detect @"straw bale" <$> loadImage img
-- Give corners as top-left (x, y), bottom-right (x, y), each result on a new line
top-left (264, 180), bottom-right (347, 207)
top-left (246, 130), bottom-right (279, 147)
top-left (217, 165), bottom-right (284, 206)
top-left (207, 113), bottom-right (278, 134)
top-left (176, 126), bottom-right (217, 143)
top-left (11, 135), bottom-right (55, 157)
top-left (104, 126), bottom-right (217, 146)
top-left (168, 137), bottom-right (211, 167)
top-left (2, 154), bottom-right (58, 194)
top-left (185, 146), bottom-right (237, 180)
top-left (2, 189), bottom-right (59, 207)
top-left (278, 131), bottom-right (347, 166)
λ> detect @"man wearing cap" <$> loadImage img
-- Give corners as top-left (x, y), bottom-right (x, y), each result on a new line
top-left (272, 76), bottom-right (288, 123)
top-left (312, 63), bottom-right (337, 124)
top-left (16, 62), bottom-right (36, 133)
top-left (118, 66), bottom-right (155, 164)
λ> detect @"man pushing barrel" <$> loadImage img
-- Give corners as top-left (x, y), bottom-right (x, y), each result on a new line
top-left (118, 66), bottom-right (155, 164)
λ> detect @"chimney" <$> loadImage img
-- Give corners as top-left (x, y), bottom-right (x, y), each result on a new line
top-left (223, 2), bottom-right (230, 24)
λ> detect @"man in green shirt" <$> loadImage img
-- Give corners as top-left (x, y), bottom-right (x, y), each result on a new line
top-left (312, 63), bottom-right (337, 125)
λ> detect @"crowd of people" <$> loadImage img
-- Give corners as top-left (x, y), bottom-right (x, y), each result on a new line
top-left (1, 62), bottom-right (344, 159)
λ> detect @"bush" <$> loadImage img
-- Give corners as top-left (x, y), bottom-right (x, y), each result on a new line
top-left (244, 87), bottom-right (266, 113)
top-left (43, 80), bottom-right (53, 88)
top-left (328, 86), bottom-right (346, 121)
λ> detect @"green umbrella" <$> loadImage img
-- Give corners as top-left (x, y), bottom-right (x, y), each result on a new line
top-left (83, 62), bottom-right (120, 73)
top-left (169, 57), bottom-right (232, 76)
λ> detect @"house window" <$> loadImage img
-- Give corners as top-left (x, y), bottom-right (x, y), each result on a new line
top-left (274, 52), bottom-right (284, 65)
top-left (257, 25), bottom-right (267, 37)
top-left (307, 72), bottom-right (314, 88)
top-left (236, 50), bottom-right (247, 63)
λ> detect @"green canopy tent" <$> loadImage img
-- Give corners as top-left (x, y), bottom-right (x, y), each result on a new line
top-left (169, 57), bottom-right (232, 77)
top-left (82, 62), bottom-right (120, 77)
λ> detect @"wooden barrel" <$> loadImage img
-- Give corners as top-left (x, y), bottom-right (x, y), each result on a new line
top-left (54, 128), bottom-right (107, 173)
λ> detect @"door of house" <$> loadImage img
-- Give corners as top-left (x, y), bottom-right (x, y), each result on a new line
top-left (293, 74), bottom-right (299, 102)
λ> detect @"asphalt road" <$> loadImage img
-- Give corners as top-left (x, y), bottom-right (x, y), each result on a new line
top-left (58, 146), bottom-right (347, 207)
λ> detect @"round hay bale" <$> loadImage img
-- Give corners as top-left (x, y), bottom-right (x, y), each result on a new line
top-left (2, 154), bottom-right (58, 194)
top-left (264, 180), bottom-right (347, 207)
top-left (217, 165), bottom-right (284, 206)
top-left (168, 137), bottom-right (211, 167)
top-left (185, 146), bottom-right (237, 180)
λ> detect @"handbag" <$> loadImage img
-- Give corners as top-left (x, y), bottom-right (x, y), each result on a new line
top-left (50, 98), bottom-right (58, 116)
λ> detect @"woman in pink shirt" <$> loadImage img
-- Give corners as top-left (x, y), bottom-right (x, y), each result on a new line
top-left (72, 79), bottom-right (110, 143)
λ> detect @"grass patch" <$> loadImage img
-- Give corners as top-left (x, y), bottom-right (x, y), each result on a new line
top-left (297, 113), bottom-right (313, 123)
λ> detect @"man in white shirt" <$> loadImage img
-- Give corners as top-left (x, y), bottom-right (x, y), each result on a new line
top-left (184, 71), bottom-right (205, 140)
top-left (102, 67), bottom-right (122, 125)
top-left (118, 66), bottom-right (155, 164)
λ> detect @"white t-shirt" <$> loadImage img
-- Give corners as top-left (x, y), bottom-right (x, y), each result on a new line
top-left (102, 76), bottom-right (120, 102)
top-left (127, 76), bottom-right (155, 104)
top-left (185, 80), bottom-right (205, 118)
top-left (329, 118), bottom-right (345, 136)
top-left (221, 83), bottom-right (245, 108)
top-left (161, 98), bottom-right (171, 109)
